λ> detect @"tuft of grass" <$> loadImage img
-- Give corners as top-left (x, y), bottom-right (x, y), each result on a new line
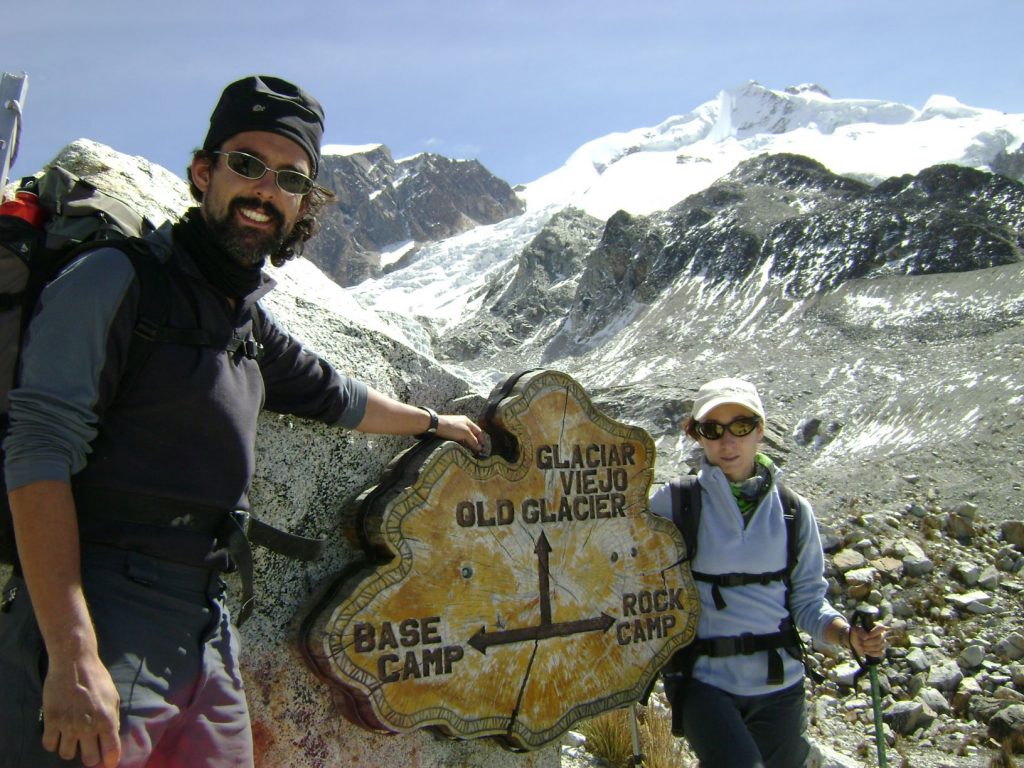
top-left (577, 707), bottom-right (634, 767)
top-left (988, 732), bottom-right (1024, 767)
top-left (577, 700), bottom-right (695, 768)
top-left (636, 701), bottom-right (691, 768)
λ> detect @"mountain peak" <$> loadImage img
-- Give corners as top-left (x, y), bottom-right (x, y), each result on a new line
top-left (521, 81), bottom-right (1024, 220)
top-left (784, 83), bottom-right (832, 98)
top-left (712, 81), bottom-right (917, 141)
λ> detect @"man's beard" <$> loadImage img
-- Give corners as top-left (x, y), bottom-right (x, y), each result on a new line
top-left (206, 197), bottom-right (288, 267)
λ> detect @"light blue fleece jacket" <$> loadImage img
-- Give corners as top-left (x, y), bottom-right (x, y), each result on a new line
top-left (649, 458), bottom-right (842, 695)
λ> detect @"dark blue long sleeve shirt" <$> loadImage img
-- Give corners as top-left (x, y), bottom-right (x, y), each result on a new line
top-left (4, 224), bottom-right (367, 515)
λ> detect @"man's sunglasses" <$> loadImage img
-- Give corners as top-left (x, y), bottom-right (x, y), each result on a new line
top-left (693, 416), bottom-right (761, 440)
top-left (213, 151), bottom-right (315, 195)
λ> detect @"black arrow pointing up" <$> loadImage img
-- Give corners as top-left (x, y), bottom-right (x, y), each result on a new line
top-left (535, 532), bottom-right (552, 626)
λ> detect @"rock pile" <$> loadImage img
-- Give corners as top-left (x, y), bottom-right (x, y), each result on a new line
top-left (808, 485), bottom-right (1024, 766)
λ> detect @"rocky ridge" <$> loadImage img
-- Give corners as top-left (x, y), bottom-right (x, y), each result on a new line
top-left (440, 153), bottom-right (1024, 368)
top-left (306, 145), bottom-right (524, 286)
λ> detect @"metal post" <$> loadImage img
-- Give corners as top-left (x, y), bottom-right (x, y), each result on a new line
top-left (0, 72), bottom-right (29, 198)
top-left (627, 702), bottom-right (645, 767)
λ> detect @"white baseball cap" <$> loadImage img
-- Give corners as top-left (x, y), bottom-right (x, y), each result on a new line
top-left (692, 377), bottom-right (765, 422)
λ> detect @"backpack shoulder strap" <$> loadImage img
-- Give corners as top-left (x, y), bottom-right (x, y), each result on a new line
top-left (776, 479), bottom-right (802, 577)
top-left (775, 479), bottom-right (823, 682)
top-left (91, 238), bottom-right (174, 401)
top-left (105, 238), bottom-right (261, 375)
top-left (669, 474), bottom-right (701, 563)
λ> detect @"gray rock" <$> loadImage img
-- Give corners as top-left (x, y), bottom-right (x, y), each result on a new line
top-left (952, 676), bottom-right (983, 714)
top-left (952, 560), bottom-right (981, 585)
top-left (994, 633), bottom-right (1024, 661)
top-left (946, 590), bottom-right (996, 614)
top-left (971, 695), bottom-right (1015, 723)
top-left (988, 703), bottom-right (1024, 744)
top-left (905, 647), bottom-right (930, 673)
top-left (918, 686), bottom-right (951, 715)
top-left (957, 644), bottom-right (986, 669)
top-left (902, 555), bottom-right (934, 577)
top-left (1001, 521), bottom-right (1024, 549)
top-left (833, 548), bottom-right (867, 572)
top-left (806, 740), bottom-right (863, 768)
top-left (951, 501), bottom-right (979, 521)
top-left (978, 564), bottom-right (1001, 589)
top-left (1012, 663), bottom-right (1024, 688)
top-left (889, 595), bottom-right (918, 619)
top-left (927, 661), bottom-right (964, 692)
top-left (994, 687), bottom-right (1024, 703)
top-left (843, 566), bottom-right (877, 592)
top-left (831, 660), bottom-right (863, 688)
top-left (883, 700), bottom-right (934, 735)
top-left (946, 512), bottom-right (975, 540)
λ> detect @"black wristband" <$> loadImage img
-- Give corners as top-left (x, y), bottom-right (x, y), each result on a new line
top-left (416, 406), bottom-right (439, 439)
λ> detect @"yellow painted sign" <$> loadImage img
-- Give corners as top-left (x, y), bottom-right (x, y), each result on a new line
top-left (303, 370), bottom-right (698, 749)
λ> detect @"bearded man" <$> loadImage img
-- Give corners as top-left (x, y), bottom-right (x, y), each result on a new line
top-left (0, 75), bottom-right (482, 768)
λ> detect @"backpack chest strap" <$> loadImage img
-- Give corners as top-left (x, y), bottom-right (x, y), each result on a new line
top-left (693, 567), bottom-right (789, 609)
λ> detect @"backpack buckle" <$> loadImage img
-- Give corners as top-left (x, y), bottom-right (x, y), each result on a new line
top-left (708, 636), bottom-right (739, 656)
top-left (1, 584), bottom-right (17, 613)
top-left (229, 509), bottom-right (252, 536)
top-left (242, 337), bottom-right (263, 360)
top-left (736, 633), bottom-right (760, 655)
top-left (719, 573), bottom-right (747, 587)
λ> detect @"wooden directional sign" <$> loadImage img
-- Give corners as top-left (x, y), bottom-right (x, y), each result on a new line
top-left (302, 369), bottom-right (699, 750)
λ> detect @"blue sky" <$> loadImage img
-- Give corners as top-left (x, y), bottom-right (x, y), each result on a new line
top-left (5, 0), bottom-right (1023, 186)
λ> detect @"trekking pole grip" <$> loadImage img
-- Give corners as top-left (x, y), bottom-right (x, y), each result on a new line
top-left (851, 606), bottom-right (883, 666)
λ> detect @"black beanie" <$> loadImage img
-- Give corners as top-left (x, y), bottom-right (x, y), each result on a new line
top-left (203, 75), bottom-right (325, 177)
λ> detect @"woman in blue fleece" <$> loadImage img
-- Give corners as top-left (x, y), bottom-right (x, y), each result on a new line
top-left (649, 377), bottom-right (886, 767)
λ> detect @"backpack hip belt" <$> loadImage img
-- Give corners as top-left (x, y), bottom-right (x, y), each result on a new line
top-left (670, 621), bottom-right (802, 687)
top-left (691, 625), bottom-right (800, 658)
top-left (74, 485), bottom-right (323, 625)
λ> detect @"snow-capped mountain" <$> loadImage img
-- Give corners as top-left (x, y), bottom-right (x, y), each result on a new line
top-left (522, 81), bottom-right (1024, 218)
top-left (349, 81), bottom-right (1024, 337)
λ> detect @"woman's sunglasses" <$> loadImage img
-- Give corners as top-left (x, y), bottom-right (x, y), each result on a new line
top-left (213, 150), bottom-right (315, 195)
top-left (693, 416), bottom-right (761, 440)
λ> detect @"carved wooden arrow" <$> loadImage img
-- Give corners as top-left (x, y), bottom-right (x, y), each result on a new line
top-left (468, 613), bottom-right (616, 654)
top-left (468, 531), bottom-right (615, 654)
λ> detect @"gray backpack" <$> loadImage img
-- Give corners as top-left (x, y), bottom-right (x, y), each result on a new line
top-left (0, 165), bottom-right (155, 563)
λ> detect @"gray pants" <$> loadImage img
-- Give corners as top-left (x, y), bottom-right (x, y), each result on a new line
top-left (676, 677), bottom-right (810, 768)
top-left (0, 545), bottom-right (253, 768)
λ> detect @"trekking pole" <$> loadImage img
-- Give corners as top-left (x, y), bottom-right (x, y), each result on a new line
top-left (852, 606), bottom-right (887, 768)
top-left (0, 72), bottom-right (29, 197)
top-left (627, 702), bottom-right (645, 767)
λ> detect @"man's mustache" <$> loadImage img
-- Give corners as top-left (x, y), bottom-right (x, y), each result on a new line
top-left (230, 197), bottom-right (285, 228)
